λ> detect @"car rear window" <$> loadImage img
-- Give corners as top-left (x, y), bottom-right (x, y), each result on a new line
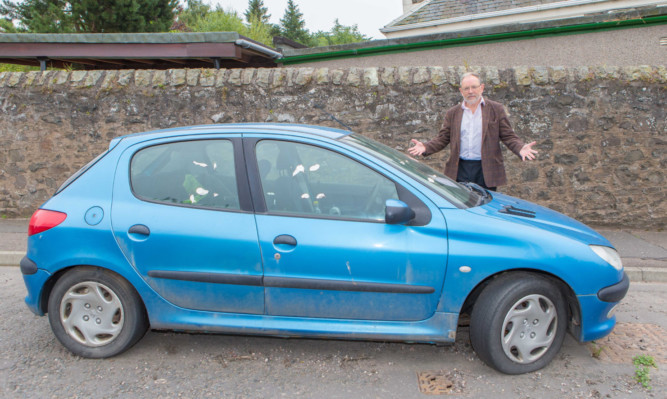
top-left (130, 139), bottom-right (240, 210)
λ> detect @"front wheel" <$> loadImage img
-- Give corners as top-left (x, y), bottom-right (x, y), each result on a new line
top-left (47, 267), bottom-right (148, 358)
top-left (470, 273), bottom-right (568, 374)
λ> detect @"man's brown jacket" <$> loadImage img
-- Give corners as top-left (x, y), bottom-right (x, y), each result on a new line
top-left (422, 99), bottom-right (525, 188)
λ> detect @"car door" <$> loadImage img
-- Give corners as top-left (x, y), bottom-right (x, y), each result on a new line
top-left (111, 137), bottom-right (264, 314)
top-left (249, 138), bottom-right (449, 321)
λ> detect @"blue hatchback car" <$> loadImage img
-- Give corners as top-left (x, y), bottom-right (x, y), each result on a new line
top-left (21, 124), bottom-right (628, 374)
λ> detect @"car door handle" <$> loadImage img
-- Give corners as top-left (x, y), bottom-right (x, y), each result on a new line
top-left (128, 224), bottom-right (150, 236)
top-left (273, 234), bottom-right (297, 246)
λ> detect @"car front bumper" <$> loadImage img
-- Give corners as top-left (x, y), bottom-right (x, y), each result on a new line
top-left (578, 272), bottom-right (629, 342)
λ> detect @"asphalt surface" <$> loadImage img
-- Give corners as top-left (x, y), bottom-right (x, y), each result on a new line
top-left (2, 218), bottom-right (666, 397)
top-left (1, 268), bottom-right (665, 397)
top-left (1, 218), bottom-right (665, 281)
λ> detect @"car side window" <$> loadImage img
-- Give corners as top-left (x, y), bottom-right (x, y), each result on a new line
top-left (256, 140), bottom-right (398, 221)
top-left (131, 140), bottom-right (240, 210)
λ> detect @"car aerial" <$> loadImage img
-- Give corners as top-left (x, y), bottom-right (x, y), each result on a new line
top-left (20, 123), bottom-right (629, 374)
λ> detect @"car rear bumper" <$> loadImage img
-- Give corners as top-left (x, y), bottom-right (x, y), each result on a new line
top-left (21, 257), bottom-right (51, 316)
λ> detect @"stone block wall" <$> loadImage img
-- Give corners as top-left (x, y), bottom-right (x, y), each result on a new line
top-left (0, 66), bottom-right (665, 228)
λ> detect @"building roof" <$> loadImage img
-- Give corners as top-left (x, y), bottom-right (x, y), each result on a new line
top-left (394, 0), bottom-right (566, 27)
top-left (281, 4), bottom-right (666, 65)
top-left (0, 32), bottom-right (283, 70)
top-left (382, 0), bottom-right (664, 35)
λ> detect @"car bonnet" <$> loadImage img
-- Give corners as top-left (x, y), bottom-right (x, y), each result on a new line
top-left (464, 191), bottom-right (612, 247)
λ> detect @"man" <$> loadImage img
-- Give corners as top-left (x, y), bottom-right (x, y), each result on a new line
top-left (408, 72), bottom-right (537, 191)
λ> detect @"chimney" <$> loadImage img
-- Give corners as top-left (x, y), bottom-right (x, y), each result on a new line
top-left (402, 0), bottom-right (425, 14)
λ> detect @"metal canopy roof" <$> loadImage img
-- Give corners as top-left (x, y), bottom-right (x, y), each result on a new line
top-left (0, 32), bottom-right (283, 70)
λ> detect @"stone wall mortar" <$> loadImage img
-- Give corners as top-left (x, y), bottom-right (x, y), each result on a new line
top-left (0, 66), bottom-right (665, 228)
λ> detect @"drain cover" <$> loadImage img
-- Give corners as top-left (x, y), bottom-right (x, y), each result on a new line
top-left (588, 323), bottom-right (667, 363)
top-left (417, 370), bottom-right (464, 395)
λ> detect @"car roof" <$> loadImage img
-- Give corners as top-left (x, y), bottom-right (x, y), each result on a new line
top-left (109, 123), bottom-right (352, 150)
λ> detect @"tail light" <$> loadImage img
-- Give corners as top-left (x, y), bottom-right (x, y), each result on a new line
top-left (28, 209), bottom-right (67, 236)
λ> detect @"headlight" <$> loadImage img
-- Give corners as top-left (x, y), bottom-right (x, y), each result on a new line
top-left (589, 245), bottom-right (623, 271)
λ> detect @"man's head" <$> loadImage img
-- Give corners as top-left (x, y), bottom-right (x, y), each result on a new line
top-left (459, 72), bottom-right (484, 107)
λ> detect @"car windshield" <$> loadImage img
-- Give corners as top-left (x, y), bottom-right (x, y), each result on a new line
top-left (342, 133), bottom-right (480, 209)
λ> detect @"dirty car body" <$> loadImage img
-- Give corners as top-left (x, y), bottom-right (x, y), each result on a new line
top-left (20, 124), bottom-right (629, 374)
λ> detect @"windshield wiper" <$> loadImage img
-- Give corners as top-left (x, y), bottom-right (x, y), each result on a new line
top-left (462, 182), bottom-right (491, 206)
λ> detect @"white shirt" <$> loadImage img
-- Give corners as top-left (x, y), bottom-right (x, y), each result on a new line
top-left (459, 98), bottom-right (484, 160)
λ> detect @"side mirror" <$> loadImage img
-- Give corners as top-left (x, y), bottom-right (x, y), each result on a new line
top-left (385, 199), bottom-right (415, 225)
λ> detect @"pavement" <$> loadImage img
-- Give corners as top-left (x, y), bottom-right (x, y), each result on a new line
top-left (1, 218), bottom-right (665, 282)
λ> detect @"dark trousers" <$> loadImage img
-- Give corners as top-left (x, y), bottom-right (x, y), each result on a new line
top-left (457, 159), bottom-right (496, 191)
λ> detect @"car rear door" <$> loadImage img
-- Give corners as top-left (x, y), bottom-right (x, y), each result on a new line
top-left (111, 136), bottom-right (264, 314)
top-left (247, 137), bottom-right (448, 321)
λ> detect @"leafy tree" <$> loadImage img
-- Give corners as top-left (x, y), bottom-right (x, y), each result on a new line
top-left (190, 7), bottom-right (246, 33)
top-left (244, 0), bottom-right (269, 25)
top-left (175, 2), bottom-right (272, 46)
top-left (312, 19), bottom-right (370, 47)
top-left (172, 0), bottom-right (210, 31)
top-left (279, 0), bottom-right (310, 45)
top-left (245, 13), bottom-right (272, 46)
top-left (0, 0), bottom-right (178, 33)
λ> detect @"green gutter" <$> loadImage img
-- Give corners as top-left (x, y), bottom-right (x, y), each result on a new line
top-left (280, 15), bottom-right (667, 65)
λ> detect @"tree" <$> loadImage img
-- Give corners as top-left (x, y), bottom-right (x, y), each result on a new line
top-left (189, 7), bottom-right (246, 33)
top-left (172, 0), bottom-right (210, 31)
top-left (244, 0), bottom-right (269, 25)
top-left (245, 13), bottom-right (272, 46)
top-left (312, 19), bottom-right (370, 47)
top-left (279, 0), bottom-right (310, 45)
top-left (0, 0), bottom-right (72, 33)
top-left (0, 0), bottom-right (178, 33)
top-left (175, 2), bottom-right (273, 46)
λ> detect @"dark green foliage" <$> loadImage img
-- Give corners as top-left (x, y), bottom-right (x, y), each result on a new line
top-left (278, 0), bottom-right (310, 45)
top-left (244, 0), bottom-right (269, 24)
top-left (0, 0), bottom-right (178, 33)
top-left (276, 2), bottom-right (370, 47)
top-left (0, 0), bottom-right (72, 32)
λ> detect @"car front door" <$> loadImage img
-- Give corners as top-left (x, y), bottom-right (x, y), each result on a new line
top-left (111, 137), bottom-right (264, 314)
top-left (249, 138), bottom-right (448, 321)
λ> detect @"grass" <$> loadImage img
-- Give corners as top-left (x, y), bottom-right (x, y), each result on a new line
top-left (632, 354), bottom-right (657, 390)
top-left (590, 342), bottom-right (604, 359)
top-left (0, 63), bottom-right (39, 73)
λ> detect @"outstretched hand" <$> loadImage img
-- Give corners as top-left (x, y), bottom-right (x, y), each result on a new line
top-left (520, 141), bottom-right (538, 161)
top-left (408, 139), bottom-right (426, 157)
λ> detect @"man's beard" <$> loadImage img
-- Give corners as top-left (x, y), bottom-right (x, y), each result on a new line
top-left (463, 95), bottom-right (481, 106)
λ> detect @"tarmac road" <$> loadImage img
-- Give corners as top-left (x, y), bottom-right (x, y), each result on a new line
top-left (1, 265), bottom-right (665, 398)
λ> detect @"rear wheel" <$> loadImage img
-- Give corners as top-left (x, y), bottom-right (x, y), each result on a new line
top-left (470, 273), bottom-right (567, 374)
top-left (47, 267), bottom-right (148, 358)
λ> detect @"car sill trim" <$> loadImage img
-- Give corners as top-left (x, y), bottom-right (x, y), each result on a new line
top-left (147, 270), bottom-right (434, 294)
top-left (148, 270), bottom-right (263, 286)
top-left (264, 276), bottom-right (435, 294)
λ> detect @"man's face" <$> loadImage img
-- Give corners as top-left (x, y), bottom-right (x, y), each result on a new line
top-left (459, 76), bottom-right (484, 106)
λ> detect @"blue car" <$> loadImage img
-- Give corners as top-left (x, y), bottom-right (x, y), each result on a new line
top-left (21, 124), bottom-right (628, 374)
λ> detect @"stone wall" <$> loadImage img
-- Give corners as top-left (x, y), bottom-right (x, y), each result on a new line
top-left (0, 66), bottom-right (665, 228)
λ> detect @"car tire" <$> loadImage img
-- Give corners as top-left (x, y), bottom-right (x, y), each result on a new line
top-left (470, 272), bottom-right (567, 374)
top-left (47, 267), bottom-right (148, 358)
